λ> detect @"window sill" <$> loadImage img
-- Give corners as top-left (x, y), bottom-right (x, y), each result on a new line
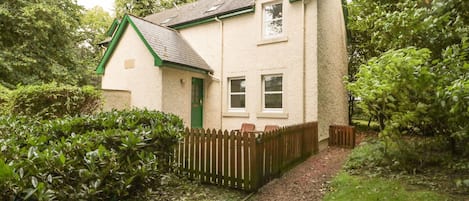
top-left (256, 112), bottom-right (289, 119)
top-left (257, 36), bottom-right (288, 46)
top-left (223, 112), bottom-right (249, 118)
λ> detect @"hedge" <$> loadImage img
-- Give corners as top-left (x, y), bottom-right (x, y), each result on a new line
top-left (4, 83), bottom-right (101, 119)
top-left (0, 85), bottom-right (10, 111)
top-left (0, 109), bottom-right (184, 200)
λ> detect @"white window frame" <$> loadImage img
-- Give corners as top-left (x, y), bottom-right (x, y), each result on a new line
top-left (262, 74), bottom-right (283, 112)
top-left (262, 1), bottom-right (284, 39)
top-left (228, 77), bottom-right (246, 112)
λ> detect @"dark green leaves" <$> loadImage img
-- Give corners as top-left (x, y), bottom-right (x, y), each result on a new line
top-left (0, 109), bottom-right (184, 200)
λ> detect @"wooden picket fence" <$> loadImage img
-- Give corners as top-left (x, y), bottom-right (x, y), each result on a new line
top-left (329, 125), bottom-right (355, 148)
top-left (173, 122), bottom-right (318, 192)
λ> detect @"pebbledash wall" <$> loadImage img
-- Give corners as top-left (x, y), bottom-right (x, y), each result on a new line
top-left (101, 0), bottom-right (348, 141)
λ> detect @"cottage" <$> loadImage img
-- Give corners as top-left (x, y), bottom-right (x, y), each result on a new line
top-left (97, 0), bottom-right (349, 141)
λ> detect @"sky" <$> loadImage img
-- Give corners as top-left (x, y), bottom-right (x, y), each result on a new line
top-left (77, 0), bottom-right (115, 15)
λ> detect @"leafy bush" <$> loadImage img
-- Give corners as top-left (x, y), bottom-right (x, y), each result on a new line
top-left (347, 39), bottom-right (469, 156)
top-left (0, 109), bottom-right (184, 200)
top-left (0, 85), bottom-right (10, 112)
top-left (4, 83), bottom-right (101, 119)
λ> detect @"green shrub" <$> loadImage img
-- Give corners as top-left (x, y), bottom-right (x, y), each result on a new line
top-left (5, 83), bottom-right (101, 119)
top-left (0, 85), bottom-right (10, 113)
top-left (0, 109), bottom-right (184, 200)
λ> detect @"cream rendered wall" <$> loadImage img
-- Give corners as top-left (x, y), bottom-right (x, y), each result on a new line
top-left (220, 0), bottom-right (306, 131)
top-left (101, 25), bottom-right (163, 110)
top-left (161, 67), bottom-right (207, 127)
top-left (317, 0), bottom-right (349, 140)
top-left (177, 0), bottom-right (348, 134)
top-left (178, 22), bottom-right (222, 129)
top-left (178, 0), bottom-right (322, 131)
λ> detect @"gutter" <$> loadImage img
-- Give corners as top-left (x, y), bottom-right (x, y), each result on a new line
top-left (171, 7), bottom-right (255, 30)
top-left (302, 0), bottom-right (307, 123)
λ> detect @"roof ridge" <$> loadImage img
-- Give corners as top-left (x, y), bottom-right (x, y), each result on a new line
top-left (127, 14), bottom-right (179, 33)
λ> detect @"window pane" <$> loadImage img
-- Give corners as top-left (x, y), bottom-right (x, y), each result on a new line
top-left (265, 76), bottom-right (282, 92)
top-left (264, 20), bottom-right (283, 37)
top-left (265, 94), bottom-right (282, 108)
top-left (231, 95), bottom-right (245, 108)
top-left (230, 79), bottom-right (245, 92)
top-left (264, 3), bottom-right (282, 21)
top-left (263, 3), bottom-right (283, 37)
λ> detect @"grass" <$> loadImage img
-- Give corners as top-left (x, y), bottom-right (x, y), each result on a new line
top-left (324, 172), bottom-right (450, 201)
top-left (351, 119), bottom-right (380, 132)
top-left (324, 121), bottom-right (469, 201)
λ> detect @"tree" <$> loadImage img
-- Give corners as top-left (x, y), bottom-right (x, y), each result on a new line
top-left (346, 0), bottom-right (469, 154)
top-left (0, 0), bottom-right (88, 88)
top-left (115, 0), bottom-right (196, 18)
top-left (79, 6), bottom-right (114, 86)
top-left (346, 0), bottom-right (469, 123)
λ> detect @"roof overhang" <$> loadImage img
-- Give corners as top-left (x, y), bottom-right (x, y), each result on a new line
top-left (96, 15), bottom-right (162, 74)
top-left (96, 15), bottom-right (212, 75)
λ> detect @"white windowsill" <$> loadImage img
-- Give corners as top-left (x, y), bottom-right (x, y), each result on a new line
top-left (223, 112), bottom-right (249, 118)
top-left (256, 112), bottom-right (289, 119)
top-left (257, 36), bottom-right (288, 46)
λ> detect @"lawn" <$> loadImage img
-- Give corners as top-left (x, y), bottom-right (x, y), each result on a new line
top-left (324, 172), bottom-right (450, 201)
top-left (324, 119), bottom-right (469, 201)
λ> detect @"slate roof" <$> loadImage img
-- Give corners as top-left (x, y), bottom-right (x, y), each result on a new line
top-left (128, 15), bottom-right (212, 73)
top-left (144, 0), bottom-right (255, 27)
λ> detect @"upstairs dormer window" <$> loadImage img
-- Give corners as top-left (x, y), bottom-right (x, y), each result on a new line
top-left (262, 1), bottom-right (283, 39)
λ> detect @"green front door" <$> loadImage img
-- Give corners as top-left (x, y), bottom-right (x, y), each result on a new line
top-left (191, 78), bottom-right (203, 128)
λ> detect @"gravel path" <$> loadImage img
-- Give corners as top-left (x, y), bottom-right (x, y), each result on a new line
top-left (249, 147), bottom-right (352, 201)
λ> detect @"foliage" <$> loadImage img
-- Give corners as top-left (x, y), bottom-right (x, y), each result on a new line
top-left (347, 41), bottom-right (469, 154)
top-left (323, 172), bottom-right (449, 201)
top-left (344, 136), bottom-right (469, 195)
top-left (345, 0), bottom-right (469, 122)
top-left (0, 84), bottom-right (10, 108)
top-left (347, 47), bottom-right (434, 132)
top-left (0, 0), bottom-right (93, 88)
top-left (115, 0), bottom-right (196, 18)
top-left (78, 6), bottom-right (114, 86)
top-left (434, 39), bottom-right (469, 153)
top-left (345, 137), bottom-right (452, 173)
top-left (0, 109), bottom-right (184, 200)
top-left (346, 0), bottom-right (468, 72)
top-left (3, 83), bottom-right (102, 119)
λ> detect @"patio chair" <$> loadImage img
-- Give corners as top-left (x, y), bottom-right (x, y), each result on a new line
top-left (264, 125), bottom-right (280, 133)
top-left (233, 123), bottom-right (256, 134)
top-left (240, 123), bottom-right (256, 133)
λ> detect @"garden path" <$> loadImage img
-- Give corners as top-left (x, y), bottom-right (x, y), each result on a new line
top-left (249, 147), bottom-right (351, 201)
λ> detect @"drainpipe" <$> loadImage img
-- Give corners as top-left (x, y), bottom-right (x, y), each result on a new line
top-left (302, 0), bottom-right (307, 123)
top-left (215, 17), bottom-right (224, 129)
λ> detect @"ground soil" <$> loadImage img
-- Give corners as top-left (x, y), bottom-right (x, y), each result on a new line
top-left (249, 134), bottom-right (365, 201)
top-left (249, 147), bottom-right (351, 201)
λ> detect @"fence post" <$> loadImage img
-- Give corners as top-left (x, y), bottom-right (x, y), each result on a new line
top-left (301, 124), bottom-right (308, 159)
top-left (312, 122), bottom-right (319, 154)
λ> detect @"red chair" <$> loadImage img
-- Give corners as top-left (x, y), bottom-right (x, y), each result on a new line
top-left (264, 125), bottom-right (280, 132)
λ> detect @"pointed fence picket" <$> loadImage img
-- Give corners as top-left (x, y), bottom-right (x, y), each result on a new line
top-left (173, 122), bottom-right (318, 192)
